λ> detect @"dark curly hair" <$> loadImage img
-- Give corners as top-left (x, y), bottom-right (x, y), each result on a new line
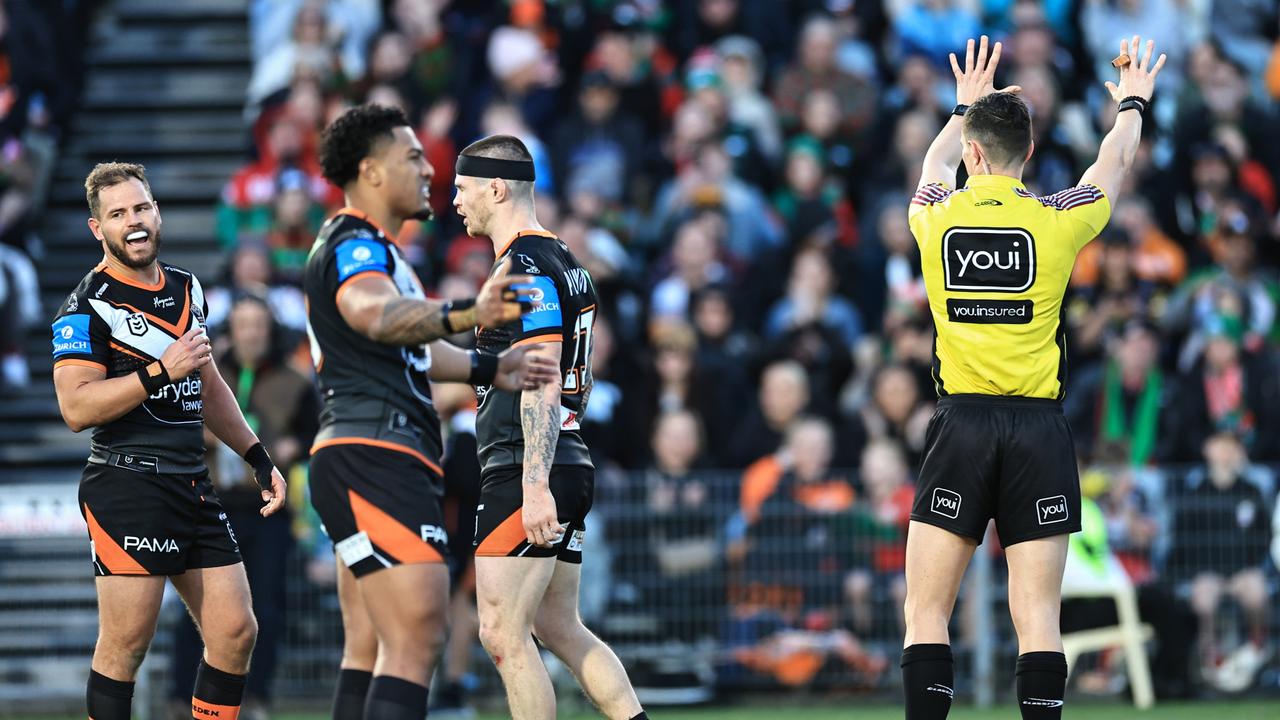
top-left (318, 104), bottom-right (410, 188)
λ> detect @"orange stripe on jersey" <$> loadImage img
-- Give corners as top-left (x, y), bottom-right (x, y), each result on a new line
top-left (54, 359), bottom-right (107, 373)
top-left (309, 437), bottom-right (444, 477)
top-left (98, 263), bottom-right (165, 292)
top-left (512, 333), bottom-right (560, 348)
top-left (109, 341), bottom-right (150, 362)
top-left (191, 697), bottom-right (240, 720)
top-left (475, 509), bottom-right (527, 556)
top-left (106, 280), bottom-right (192, 337)
top-left (334, 270), bottom-right (391, 306)
top-left (496, 228), bottom-right (556, 258)
top-left (333, 206), bottom-right (393, 239)
top-left (83, 505), bottom-right (147, 575)
top-left (348, 489), bottom-right (443, 565)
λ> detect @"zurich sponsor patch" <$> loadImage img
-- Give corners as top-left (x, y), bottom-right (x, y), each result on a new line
top-left (520, 275), bottom-right (562, 332)
top-left (51, 315), bottom-right (92, 357)
top-left (335, 237), bottom-right (389, 282)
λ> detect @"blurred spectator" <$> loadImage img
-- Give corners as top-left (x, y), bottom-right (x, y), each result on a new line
top-left (843, 439), bottom-right (912, 640)
top-left (850, 363), bottom-right (933, 468)
top-left (1081, 0), bottom-right (1195, 90)
top-left (1168, 433), bottom-right (1273, 692)
top-left (638, 322), bottom-right (722, 456)
top-left (1073, 197), bottom-right (1187, 288)
top-left (579, 313), bottom-right (633, 468)
top-left (650, 217), bottom-right (730, 321)
top-left (205, 244), bottom-right (309, 333)
top-left (415, 98), bottom-right (459, 219)
top-left (773, 15), bottom-right (875, 140)
top-left (172, 293), bottom-right (318, 720)
top-left (1172, 316), bottom-right (1280, 462)
top-left (715, 35), bottom-right (783, 164)
top-left (1066, 232), bottom-right (1159, 362)
top-left (1066, 321), bottom-right (1174, 465)
top-left (691, 285), bottom-right (756, 463)
top-left (770, 137), bottom-right (857, 249)
top-left (480, 99), bottom-right (555, 196)
top-left (551, 71), bottom-right (646, 206)
top-left (727, 360), bottom-right (809, 469)
top-left (247, 1), bottom-right (344, 109)
top-left (669, 0), bottom-right (793, 72)
top-left (472, 25), bottom-right (560, 140)
top-left (890, 0), bottom-right (982, 72)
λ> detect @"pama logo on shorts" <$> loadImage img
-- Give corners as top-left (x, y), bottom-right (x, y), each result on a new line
top-left (1036, 495), bottom-right (1068, 525)
top-left (566, 530), bottom-right (585, 552)
top-left (931, 488), bottom-right (961, 519)
top-left (420, 524), bottom-right (448, 545)
top-left (124, 536), bottom-right (179, 553)
top-left (943, 227), bottom-right (1036, 293)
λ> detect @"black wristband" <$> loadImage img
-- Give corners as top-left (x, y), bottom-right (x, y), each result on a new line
top-left (952, 103), bottom-right (969, 117)
top-left (468, 351), bottom-right (499, 386)
top-left (243, 442), bottom-right (274, 491)
top-left (136, 361), bottom-right (171, 396)
top-left (442, 298), bottom-right (476, 334)
top-left (1118, 95), bottom-right (1148, 115)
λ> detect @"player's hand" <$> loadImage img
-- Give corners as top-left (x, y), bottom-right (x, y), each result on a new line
top-left (259, 467), bottom-right (287, 517)
top-left (160, 326), bottom-right (212, 380)
top-left (1104, 36), bottom-right (1167, 104)
top-left (523, 485), bottom-right (562, 548)
top-left (950, 35), bottom-right (1021, 105)
top-left (475, 259), bottom-right (535, 328)
top-left (493, 345), bottom-right (560, 391)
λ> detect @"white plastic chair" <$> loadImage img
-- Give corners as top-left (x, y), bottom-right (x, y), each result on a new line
top-left (1060, 552), bottom-right (1155, 709)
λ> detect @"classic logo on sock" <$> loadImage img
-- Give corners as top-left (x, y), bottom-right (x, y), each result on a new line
top-left (926, 684), bottom-right (954, 697)
top-left (1022, 698), bottom-right (1064, 708)
top-left (931, 488), bottom-right (961, 519)
top-left (1035, 495), bottom-right (1068, 525)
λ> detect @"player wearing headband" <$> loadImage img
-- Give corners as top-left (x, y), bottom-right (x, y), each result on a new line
top-left (455, 135), bottom-right (648, 720)
top-left (53, 162), bottom-right (287, 720)
top-left (304, 106), bottom-right (557, 720)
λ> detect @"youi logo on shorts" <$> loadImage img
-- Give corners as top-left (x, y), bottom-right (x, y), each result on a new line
top-left (943, 227), bottom-right (1036, 292)
top-left (1036, 495), bottom-right (1069, 525)
top-left (931, 488), bottom-right (961, 519)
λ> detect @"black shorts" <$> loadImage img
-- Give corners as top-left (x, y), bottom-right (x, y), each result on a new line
top-left (912, 394), bottom-right (1081, 546)
top-left (309, 443), bottom-right (448, 578)
top-left (79, 462), bottom-right (241, 576)
top-left (474, 465), bottom-right (594, 563)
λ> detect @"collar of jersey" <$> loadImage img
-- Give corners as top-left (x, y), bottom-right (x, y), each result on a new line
top-left (497, 228), bottom-right (557, 257)
top-left (334, 206), bottom-right (391, 239)
top-left (964, 174), bottom-right (1026, 191)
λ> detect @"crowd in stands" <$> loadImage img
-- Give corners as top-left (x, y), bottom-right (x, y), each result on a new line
top-left (0, 1), bottom-right (91, 394)
top-left (204, 0), bottom-right (1280, 705)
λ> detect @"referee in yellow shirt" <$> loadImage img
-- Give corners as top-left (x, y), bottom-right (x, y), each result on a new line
top-left (900, 35), bottom-right (1166, 720)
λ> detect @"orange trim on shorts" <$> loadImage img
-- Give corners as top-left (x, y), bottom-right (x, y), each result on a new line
top-left (54, 358), bottom-right (107, 373)
top-left (348, 489), bottom-right (443, 565)
top-left (309, 437), bottom-right (444, 477)
top-left (475, 509), bottom-right (527, 556)
top-left (191, 697), bottom-right (240, 720)
top-left (511, 333), bottom-right (560, 348)
top-left (333, 270), bottom-right (390, 306)
top-left (83, 504), bottom-right (147, 575)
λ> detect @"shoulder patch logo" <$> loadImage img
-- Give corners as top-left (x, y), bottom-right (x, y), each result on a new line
top-left (518, 253), bottom-right (541, 274)
top-left (95, 282), bottom-right (109, 298)
top-left (66, 294), bottom-right (78, 312)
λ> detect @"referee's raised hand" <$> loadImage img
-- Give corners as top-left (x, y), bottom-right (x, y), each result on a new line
top-left (1104, 35), bottom-right (1167, 104)
top-left (948, 35), bottom-right (1021, 105)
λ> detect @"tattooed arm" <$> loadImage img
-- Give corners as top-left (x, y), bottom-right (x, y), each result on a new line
top-left (520, 341), bottom-right (564, 547)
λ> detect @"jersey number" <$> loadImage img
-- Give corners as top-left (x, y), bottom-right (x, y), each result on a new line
top-left (562, 307), bottom-right (595, 394)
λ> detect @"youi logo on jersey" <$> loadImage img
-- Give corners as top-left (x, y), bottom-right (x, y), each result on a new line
top-left (942, 227), bottom-right (1036, 292)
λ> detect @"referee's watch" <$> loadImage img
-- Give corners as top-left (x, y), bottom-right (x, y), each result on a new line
top-left (951, 104), bottom-right (969, 117)
top-left (1117, 95), bottom-right (1149, 115)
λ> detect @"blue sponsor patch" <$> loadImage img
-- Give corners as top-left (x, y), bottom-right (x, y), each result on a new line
top-left (520, 276), bottom-right (562, 333)
top-left (334, 237), bottom-right (389, 282)
top-left (51, 314), bottom-right (93, 358)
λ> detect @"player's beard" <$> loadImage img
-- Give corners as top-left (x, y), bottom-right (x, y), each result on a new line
top-left (411, 204), bottom-right (434, 222)
top-left (106, 226), bottom-right (162, 269)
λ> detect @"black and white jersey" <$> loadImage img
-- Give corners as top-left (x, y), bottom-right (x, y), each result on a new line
top-left (51, 262), bottom-right (209, 471)
top-left (474, 230), bottom-right (596, 474)
top-left (303, 208), bottom-right (444, 476)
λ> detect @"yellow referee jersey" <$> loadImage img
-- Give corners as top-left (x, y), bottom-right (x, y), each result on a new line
top-left (908, 174), bottom-right (1111, 400)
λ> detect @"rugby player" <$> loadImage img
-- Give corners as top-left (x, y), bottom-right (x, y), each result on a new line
top-left (305, 105), bottom-right (557, 720)
top-left (52, 162), bottom-right (287, 720)
top-left (901, 36), bottom-right (1165, 719)
top-left (455, 135), bottom-right (647, 720)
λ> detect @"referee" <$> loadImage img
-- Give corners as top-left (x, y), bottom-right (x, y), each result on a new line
top-left (901, 36), bottom-right (1165, 719)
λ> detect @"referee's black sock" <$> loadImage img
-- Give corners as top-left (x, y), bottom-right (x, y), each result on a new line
top-left (87, 669), bottom-right (134, 720)
top-left (332, 668), bottom-right (373, 720)
top-left (902, 643), bottom-right (954, 720)
top-left (1016, 652), bottom-right (1067, 719)
top-left (191, 659), bottom-right (246, 719)
top-left (363, 675), bottom-right (428, 720)
top-left (629, 713), bottom-right (650, 720)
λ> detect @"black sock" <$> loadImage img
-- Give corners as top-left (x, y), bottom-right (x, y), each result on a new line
top-left (332, 668), bottom-right (373, 720)
top-left (902, 644), bottom-right (954, 720)
top-left (88, 669), bottom-right (134, 720)
top-left (1016, 652), bottom-right (1067, 720)
top-left (363, 675), bottom-right (428, 720)
top-left (629, 713), bottom-right (649, 720)
top-left (192, 660), bottom-right (246, 719)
